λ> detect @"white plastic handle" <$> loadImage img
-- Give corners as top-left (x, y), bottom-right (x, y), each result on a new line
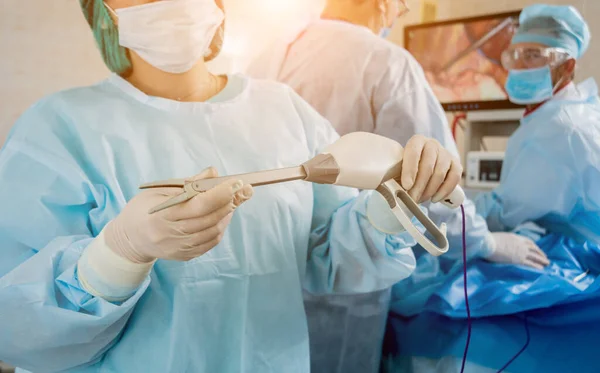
top-left (439, 184), bottom-right (465, 209)
top-left (376, 179), bottom-right (450, 256)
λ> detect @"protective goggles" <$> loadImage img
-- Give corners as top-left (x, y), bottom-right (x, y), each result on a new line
top-left (501, 45), bottom-right (571, 70)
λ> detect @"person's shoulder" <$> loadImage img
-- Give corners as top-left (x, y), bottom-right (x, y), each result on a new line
top-left (547, 81), bottom-right (600, 133)
top-left (23, 78), bottom-right (114, 115)
top-left (8, 79), bottom-right (113, 143)
top-left (525, 102), bottom-right (598, 153)
top-left (318, 23), bottom-right (407, 58)
top-left (366, 35), bottom-right (417, 63)
top-left (538, 101), bottom-right (600, 162)
top-left (358, 36), bottom-right (424, 84)
top-left (562, 99), bottom-right (600, 137)
top-left (48, 78), bottom-right (116, 104)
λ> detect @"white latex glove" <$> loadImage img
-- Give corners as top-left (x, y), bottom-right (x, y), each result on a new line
top-left (398, 135), bottom-right (463, 204)
top-left (105, 167), bottom-right (253, 263)
top-left (485, 232), bottom-right (550, 270)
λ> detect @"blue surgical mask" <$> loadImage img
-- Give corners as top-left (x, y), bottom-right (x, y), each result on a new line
top-left (379, 15), bottom-right (397, 39)
top-left (505, 66), bottom-right (555, 105)
top-left (380, 27), bottom-right (392, 38)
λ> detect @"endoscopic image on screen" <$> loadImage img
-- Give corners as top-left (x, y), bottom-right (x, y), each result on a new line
top-left (406, 14), bottom-right (519, 109)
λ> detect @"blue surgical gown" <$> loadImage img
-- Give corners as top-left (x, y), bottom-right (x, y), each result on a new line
top-left (0, 74), bottom-right (419, 373)
top-left (476, 78), bottom-right (600, 244)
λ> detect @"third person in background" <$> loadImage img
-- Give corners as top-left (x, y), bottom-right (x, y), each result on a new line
top-left (247, 1), bottom-right (546, 373)
top-left (477, 4), bottom-right (600, 246)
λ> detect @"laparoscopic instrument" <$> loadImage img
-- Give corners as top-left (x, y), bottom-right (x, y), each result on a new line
top-left (140, 132), bottom-right (466, 256)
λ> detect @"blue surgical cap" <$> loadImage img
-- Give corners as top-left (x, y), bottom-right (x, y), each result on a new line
top-left (512, 4), bottom-right (591, 59)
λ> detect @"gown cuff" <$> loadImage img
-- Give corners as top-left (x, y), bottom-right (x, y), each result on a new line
top-left (77, 230), bottom-right (155, 302)
top-left (480, 232), bottom-right (497, 259)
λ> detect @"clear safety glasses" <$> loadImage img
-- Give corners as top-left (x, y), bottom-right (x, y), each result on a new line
top-left (501, 45), bottom-right (571, 70)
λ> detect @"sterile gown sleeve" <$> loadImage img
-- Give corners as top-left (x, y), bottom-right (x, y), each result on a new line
top-left (0, 101), bottom-right (149, 372)
top-left (475, 116), bottom-right (579, 233)
top-left (285, 89), bottom-right (418, 295)
top-left (370, 52), bottom-right (494, 259)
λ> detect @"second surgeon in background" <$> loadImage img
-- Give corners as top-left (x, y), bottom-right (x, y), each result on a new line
top-left (478, 5), bottom-right (600, 245)
top-left (247, 1), bottom-right (547, 372)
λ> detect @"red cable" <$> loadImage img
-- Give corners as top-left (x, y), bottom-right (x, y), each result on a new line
top-left (451, 113), bottom-right (467, 140)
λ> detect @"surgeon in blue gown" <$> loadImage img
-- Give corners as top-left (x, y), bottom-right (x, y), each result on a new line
top-left (384, 5), bottom-right (600, 373)
top-left (0, 1), bottom-right (463, 372)
top-left (476, 4), bottom-right (600, 247)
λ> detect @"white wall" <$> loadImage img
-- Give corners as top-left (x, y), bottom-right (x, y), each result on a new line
top-left (0, 0), bottom-right (109, 147)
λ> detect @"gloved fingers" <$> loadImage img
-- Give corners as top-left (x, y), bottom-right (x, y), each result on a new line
top-left (526, 247), bottom-right (550, 267)
top-left (184, 213), bottom-right (233, 249)
top-left (432, 159), bottom-right (462, 203)
top-left (523, 259), bottom-right (545, 270)
top-left (405, 138), bottom-right (438, 202)
top-left (420, 150), bottom-right (451, 203)
top-left (527, 255), bottom-right (550, 269)
top-left (175, 203), bottom-right (234, 235)
top-left (400, 135), bottom-right (427, 191)
top-left (233, 184), bottom-right (254, 208)
top-left (171, 179), bottom-right (242, 221)
top-left (176, 216), bottom-right (233, 261)
top-left (522, 237), bottom-right (550, 264)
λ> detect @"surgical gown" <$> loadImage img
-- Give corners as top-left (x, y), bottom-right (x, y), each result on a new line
top-left (476, 78), bottom-right (600, 243)
top-left (247, 19), bottom-right (493, 373)
top-left (0, 74), bottom-right (419, 373)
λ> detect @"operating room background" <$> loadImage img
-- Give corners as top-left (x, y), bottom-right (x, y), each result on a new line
top-left (1, 0), bottom-right (599, 156)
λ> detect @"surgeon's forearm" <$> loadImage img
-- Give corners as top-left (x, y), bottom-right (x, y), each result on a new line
top-left (0, 233), bottom-right (149, 372)
top-left (355, 192), bottom-right (418, 286)
top-left (77, 230), bottom-right (155, 303)
top-left (304, 191), bottom-right (416, 295)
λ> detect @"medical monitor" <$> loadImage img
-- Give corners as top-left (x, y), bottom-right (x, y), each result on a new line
top-left (404, 11), bottom-right (523, 112)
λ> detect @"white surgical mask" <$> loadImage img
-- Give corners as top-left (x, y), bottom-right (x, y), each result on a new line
top-left (106, 0), bottom-right (225, 74)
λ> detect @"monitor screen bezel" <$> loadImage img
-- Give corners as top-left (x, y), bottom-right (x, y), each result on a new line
top-left (403, 10), bottom-right (523, 112)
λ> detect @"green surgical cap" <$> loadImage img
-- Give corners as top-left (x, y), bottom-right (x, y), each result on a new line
top-left (79, 0), bottom-right (131, 74)
top-left (512, 5), bottom-right (590, 59)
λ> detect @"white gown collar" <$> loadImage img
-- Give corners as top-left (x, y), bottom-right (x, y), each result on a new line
top-left (106, 73), bottom-right (248, 114)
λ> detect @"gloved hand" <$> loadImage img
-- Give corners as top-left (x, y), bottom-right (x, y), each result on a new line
top-left (398, 135), bottom-right (463, 204)
top-left (105, 168), bottom-right (253, 263)
top-left (485, 232), bottom-right (550, 269)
